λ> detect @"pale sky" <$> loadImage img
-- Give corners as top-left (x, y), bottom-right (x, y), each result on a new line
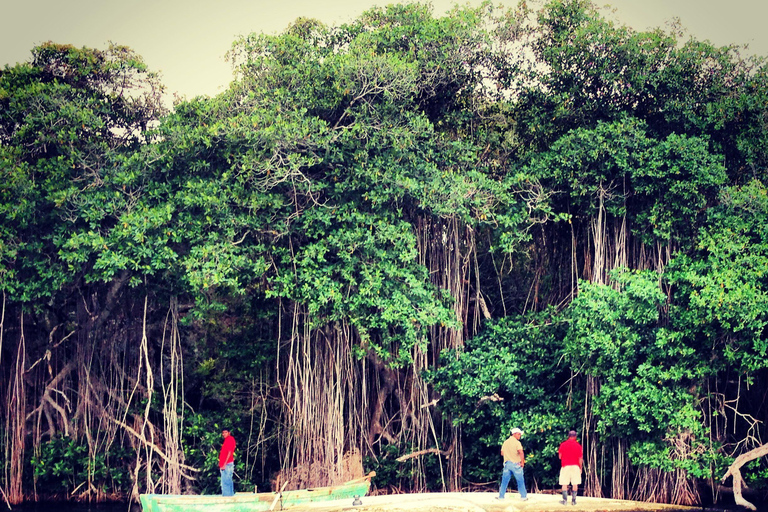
top-left (3, 0), bottom-right (767, 106)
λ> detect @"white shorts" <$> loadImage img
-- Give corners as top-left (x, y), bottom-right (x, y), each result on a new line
top-left (559, 465), bottom-right (582, 486)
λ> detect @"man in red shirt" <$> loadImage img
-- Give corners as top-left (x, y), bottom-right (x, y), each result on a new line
top-left (558, 430), bottom-right (583, 505)
top-left (219, 428), bottom-right (236, 496)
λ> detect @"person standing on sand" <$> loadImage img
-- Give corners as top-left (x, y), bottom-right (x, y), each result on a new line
top-left (497, 427), bottom-right (527, 500)
top-left (558, 430), bottom-right (583, 505)
top-left (219, 428), bottom-right (236, 496)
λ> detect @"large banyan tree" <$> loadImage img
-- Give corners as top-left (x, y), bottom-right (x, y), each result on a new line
top-left (1, 0), bottom-right (768, 506)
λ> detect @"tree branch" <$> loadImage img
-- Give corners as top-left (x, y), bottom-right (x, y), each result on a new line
top-left (106, 416), bottom-right (200, 476)
top-left (396, 448), bottom-right (449, 462)
top-left (721, 442), bottom-right (768, 511)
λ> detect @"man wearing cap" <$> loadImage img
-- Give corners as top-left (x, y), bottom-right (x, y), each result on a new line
top-left (219, 428), bottom-right (236, 496)
top-left (498, 427), bottom-right (527, 500)
top-left (558, 430), bottom-right (583, 505)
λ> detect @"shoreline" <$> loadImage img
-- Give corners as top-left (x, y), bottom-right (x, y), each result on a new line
top-left (295, 492), bottom-right (711, 512)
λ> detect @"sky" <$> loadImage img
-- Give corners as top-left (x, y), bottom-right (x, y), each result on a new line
top-left (3, 0), bottom-right (767, 105)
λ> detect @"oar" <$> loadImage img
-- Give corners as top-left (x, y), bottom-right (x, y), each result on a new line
top-left (270, 481), bottom-right (289, 511)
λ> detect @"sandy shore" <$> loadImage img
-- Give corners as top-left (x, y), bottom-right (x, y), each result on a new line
top-left (296, 492), bottom-right (704, 512)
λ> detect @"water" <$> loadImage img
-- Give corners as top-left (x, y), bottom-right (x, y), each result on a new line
top-left (13, 503), bottom-right (140, 512)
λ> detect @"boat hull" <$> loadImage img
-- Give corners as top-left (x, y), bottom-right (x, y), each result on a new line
top-left (140, 477), bottom-right (372, 512)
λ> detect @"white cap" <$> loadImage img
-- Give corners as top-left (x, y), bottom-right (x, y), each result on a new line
top-left (511, 428), bottom-right (523, 436)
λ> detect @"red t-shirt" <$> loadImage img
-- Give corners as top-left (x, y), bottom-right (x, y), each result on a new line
top-left (219, 435), bottom-right (236, 468)
top-left (558, 438), bottom-right (582, 467)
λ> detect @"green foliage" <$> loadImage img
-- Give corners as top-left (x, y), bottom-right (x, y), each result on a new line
top-left (214, 2), bottom-right (541, 364)
top-left (668, 180), bottom-right (768, 374)
top-left (30, 436), bottom-right (132, 495)
top-left (744, 458), bottom-right (768, 490)
top-left (564, 270), bottom-right (715, 472)
top-left (427, 309), bottom-right (576, 486)
top-left (565, 270), bottom-right (666, 382)
top-left (514, 0), bottom-right (768, 172)
top-left (0, 42), bottom-right (165, 303)
top-left (526, 118), bottom-right (727, 246)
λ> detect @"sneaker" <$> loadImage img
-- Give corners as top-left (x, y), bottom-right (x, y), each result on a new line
top-left (560, 499), bottom-right (567, 505)
top-left (571, 500), bottom-right (577, 506)
top-left (520, 497), bottom-right (528, 501)
top-left (495, 496), bottom-right (505, 500)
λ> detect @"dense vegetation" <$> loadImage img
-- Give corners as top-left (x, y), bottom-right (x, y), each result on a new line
top-left (1, 0), bottom-right (767, 507)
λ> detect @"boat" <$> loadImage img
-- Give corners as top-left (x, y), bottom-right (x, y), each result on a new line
top-left (139, 472), bottom-right (375, 512)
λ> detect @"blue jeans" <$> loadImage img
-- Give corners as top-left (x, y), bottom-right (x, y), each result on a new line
top-left (499, 461), bottom-right (526, 498)
top-left (221, 462), bottom-right (234, 496)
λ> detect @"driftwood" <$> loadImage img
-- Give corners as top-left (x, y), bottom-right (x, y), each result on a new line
top-left (396, 448), bottom-right (449, 462)
top-left (476, 393), bottom-right (503, 406)
top-left (721, 442), bottom-right (768, 510)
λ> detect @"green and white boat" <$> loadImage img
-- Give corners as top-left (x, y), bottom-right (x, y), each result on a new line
top-left (139, 473), bottom-right (374, 512)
